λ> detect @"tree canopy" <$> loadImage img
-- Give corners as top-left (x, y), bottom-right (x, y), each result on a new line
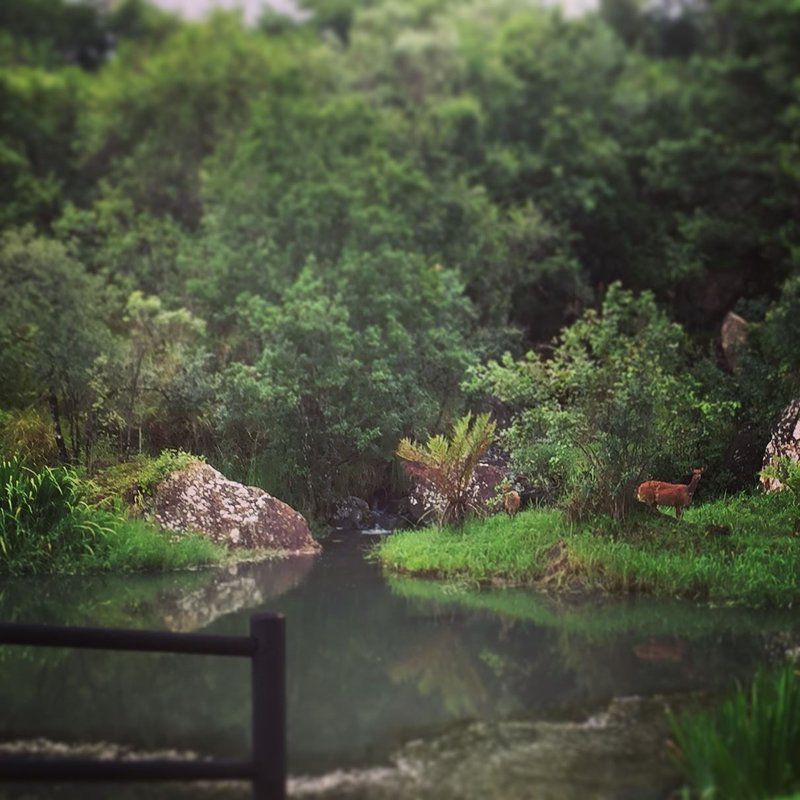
top-left (1, 0), bottom-right (798, 514)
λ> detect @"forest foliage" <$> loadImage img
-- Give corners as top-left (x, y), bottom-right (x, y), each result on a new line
top-left (1, 0), bottom-right (799, 516)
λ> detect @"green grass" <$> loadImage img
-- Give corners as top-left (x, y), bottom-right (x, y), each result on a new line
top-left (0, 459), bottom-right (110, 574)
top-left (377, 508), bottom-right (565, 583)
top-left (671, 663), bottom-right (800, 799)
top-left (83, 515), bottom-right (224, 572)
top-left (376, 492), bottom-right (800, 607)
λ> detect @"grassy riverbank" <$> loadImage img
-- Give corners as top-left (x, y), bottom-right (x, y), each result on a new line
top-left (377, 493), bottom-right (800, 606)
top-left (1, 508), bottom-right (225, 576)
top-left (0, 459), bottom-right (225, 575)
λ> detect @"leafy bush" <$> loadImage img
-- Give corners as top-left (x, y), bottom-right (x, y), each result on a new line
top-left (215, 252), bottom-right (476, 513)
top-left (761, 457), bottom-right (800, 500)
top-left (0, 459), bottom-right (110, 574)
top-left (469, 285), bottom-right (737, 519)
top-left (0, 407), bottom-right (57, 467)
top-left (671, 664), bottom-right (800, 799)
top-left (396, 412), bottom-right (496, 526)
top-left (89, 449), bottom-right (201, 511)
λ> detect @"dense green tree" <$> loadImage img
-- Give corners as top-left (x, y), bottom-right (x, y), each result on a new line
top-left (0, 65), bottom-right (86, 227)
top-left (90, 291), bottom-right (209, 460)
top-left (216, 252), bottom-right (475, 512)
top-left (1, 0), bottom-right (798, 513)
top-left (0, 228), bottom-right (110, 462)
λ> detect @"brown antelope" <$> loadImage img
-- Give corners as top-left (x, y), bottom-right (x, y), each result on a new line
top-left (636, 468), bottom-right (704, 519)
top-left (503, 490), bottom-right (521, 515)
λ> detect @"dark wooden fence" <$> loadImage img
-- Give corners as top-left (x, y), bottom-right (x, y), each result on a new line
top-left (0, 613), bottom-right (286, 799)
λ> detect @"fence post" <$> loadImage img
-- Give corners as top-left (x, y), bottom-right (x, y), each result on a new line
top-left (250, 613), bottom-right (286, 800)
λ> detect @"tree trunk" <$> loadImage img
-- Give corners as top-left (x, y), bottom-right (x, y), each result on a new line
top-left (48, 389), bottom-right (69, 464)
top-left (85, 408), bottom-right (96, 474)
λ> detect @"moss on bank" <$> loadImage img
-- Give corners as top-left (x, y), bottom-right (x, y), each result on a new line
top-left (376, 493), bottom-right (800, 607)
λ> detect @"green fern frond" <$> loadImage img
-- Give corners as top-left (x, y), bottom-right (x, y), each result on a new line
top-left (395, 412), bottom-right (496, 526)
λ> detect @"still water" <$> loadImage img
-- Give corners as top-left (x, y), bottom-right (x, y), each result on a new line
top-left (0, 535), bottom-right (797, 798)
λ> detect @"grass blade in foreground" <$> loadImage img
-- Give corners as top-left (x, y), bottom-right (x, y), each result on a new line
top-left (670, 664), bottom-right (800, 799)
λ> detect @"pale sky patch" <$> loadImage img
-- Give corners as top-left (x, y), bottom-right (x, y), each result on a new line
top-left (149, 0), bottom-right (600, 25)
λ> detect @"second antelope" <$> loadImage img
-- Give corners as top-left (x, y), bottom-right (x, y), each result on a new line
top-left (636, 468), bottom-right (704, 519)
top-left (503, 490), bottom-right (521, 515)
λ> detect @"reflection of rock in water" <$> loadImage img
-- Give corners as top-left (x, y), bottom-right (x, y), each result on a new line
top-left (161, 557), bottom-right (316, 632)
top-left (0, 738), bottom-right (251, 799)
top-left (289, 696), bottom-right (681, 799)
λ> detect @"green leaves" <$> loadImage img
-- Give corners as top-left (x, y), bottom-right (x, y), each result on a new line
top-left (215, 253), bottom-right (476, 512)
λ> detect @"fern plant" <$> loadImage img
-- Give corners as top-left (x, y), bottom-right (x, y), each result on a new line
top-left (396, 412), bottom-right (496, 526)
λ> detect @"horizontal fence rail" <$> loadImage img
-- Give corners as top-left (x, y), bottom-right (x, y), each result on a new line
top-left (0, 621), bottom-right (256, 656)
top-left (0, 613), bottom-right (286, 800)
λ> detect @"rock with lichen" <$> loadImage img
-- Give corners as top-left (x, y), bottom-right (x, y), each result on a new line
top-left (761, 399), bottom-right (800, 491)
top-left (720, 310), bottom-right (748, 371)
top-left (150, 462), bottom-right (320, 553)
top-left (331, 496), bottom-right (373, 529)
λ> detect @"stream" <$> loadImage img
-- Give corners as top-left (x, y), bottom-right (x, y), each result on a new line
top-left (1, 533), bottom-right (797, 798)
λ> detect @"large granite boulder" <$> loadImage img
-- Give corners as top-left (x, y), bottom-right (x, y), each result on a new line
top-left (761, 399), bottom-right (800, 491)
top-left (151, 462), bottom-right (320, 553)
top-left (720, 310), bottom-right (749, 371)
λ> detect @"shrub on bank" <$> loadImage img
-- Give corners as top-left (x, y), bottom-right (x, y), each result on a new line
top-left (467, 285), bottom-right (737, 519)
top-left (671, 664), bottom-right (800, 799)
top-left (0, 407), bottom-right (58, 467)
top-left (396, 412), bottom-right (496, 526)
top-left (761, 457), bottom-right (800, 500)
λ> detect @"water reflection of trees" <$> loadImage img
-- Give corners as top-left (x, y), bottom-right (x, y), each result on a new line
top-left (389, 628), bottom-right (490, 717)
top-left (388, 575), bottom-right (800, 708)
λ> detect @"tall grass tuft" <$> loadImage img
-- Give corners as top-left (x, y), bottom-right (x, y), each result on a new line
top-left (0, 458), bottom-right (110, 574)
top-left (671, 664), bottom-right (800, 799)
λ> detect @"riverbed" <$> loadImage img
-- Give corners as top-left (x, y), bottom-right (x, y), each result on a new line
top-left (1, 534), bottom-right (796, 798)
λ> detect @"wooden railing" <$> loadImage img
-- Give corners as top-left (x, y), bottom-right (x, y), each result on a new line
top-left (0, 613), bottom-right (286, 799)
